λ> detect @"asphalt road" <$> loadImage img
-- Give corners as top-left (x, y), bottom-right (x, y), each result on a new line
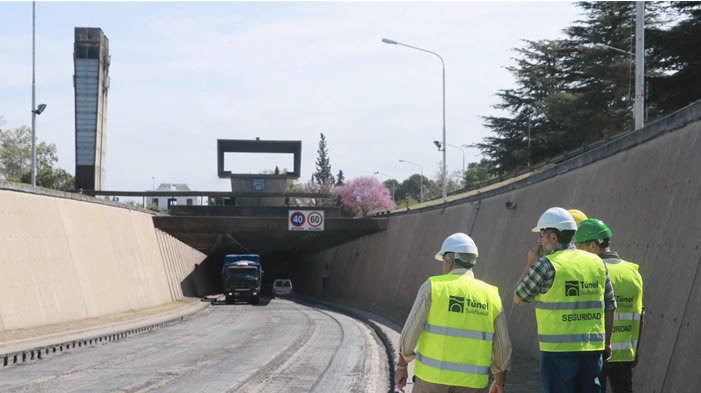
top-left (0, 298), bottom-right (389, 393)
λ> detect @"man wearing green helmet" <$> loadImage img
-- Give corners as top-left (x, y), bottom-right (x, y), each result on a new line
top-left (514, 207), bottom-right (617, 393)
top-left (575, 219), bottom-right (644, 393)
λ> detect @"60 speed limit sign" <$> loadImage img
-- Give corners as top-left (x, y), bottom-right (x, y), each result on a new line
top-left (288, 210), bottom-right (324, 231)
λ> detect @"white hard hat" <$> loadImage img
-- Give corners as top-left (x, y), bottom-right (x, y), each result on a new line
top-left (435, 233), bottom-right (479, 261)
top-left (531, 207), bottom-right (578, 232)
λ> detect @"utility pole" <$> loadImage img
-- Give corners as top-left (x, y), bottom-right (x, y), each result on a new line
top-left (634, 1), bottom-right (645, 130)
top-left (31, 1), bottom-right (36, 186)
top-left (527, 119), bottom-right (531, 169)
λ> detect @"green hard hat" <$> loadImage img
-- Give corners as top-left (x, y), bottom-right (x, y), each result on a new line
top-left (574, 218), bottom-right (613, 244)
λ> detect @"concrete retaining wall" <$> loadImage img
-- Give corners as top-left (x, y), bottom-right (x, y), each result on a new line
top-left (295, 101), bottom-right (701, 392)
top-left (0, 191), bottom-right (205, 332)
top-left (154, 229), bottom-right (207, 299)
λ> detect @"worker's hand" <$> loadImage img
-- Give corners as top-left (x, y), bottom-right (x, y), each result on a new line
top-left (604, 343), bottom-right (612, 361)
top-left (527, 244), bottom-right (543, 267)
top-left (395, 367), bottom-right (408, 392)
top-left (489, 381), bottom-right (505, 393)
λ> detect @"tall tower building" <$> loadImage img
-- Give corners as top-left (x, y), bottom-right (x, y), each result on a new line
top-left (73, 27), bottom-right (110, 191)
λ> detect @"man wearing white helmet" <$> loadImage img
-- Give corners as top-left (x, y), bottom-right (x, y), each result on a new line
top-left (396, 233), bottom-right (511, 393)
top-left (513, 207), bottom-right (617, 393)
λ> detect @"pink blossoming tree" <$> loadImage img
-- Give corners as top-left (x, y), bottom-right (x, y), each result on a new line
top-left (333, 177), bottom-right (394, 217)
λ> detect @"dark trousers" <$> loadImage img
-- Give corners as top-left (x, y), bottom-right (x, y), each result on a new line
top-left (541, 351), bottom-right (603, 393)
top-left (600, 362), bottom-right (634, 393)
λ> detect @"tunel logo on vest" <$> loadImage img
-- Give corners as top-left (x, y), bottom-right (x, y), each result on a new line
top-left (616, 295), bottom-right (634, 304)
top-left (448, 296), bottom-right (489, 316)
top-left (564, 280), bottom-right (600, 296)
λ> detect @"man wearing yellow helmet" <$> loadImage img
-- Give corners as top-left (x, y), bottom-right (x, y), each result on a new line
top-left (568, 209), bottom-right (588, 227)
top-left (575, 219), bottom-right (644, 393)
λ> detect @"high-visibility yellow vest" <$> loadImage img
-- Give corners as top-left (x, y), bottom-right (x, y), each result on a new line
top-left (535, 249), bottom-right (606, 352)
top-left (605, 259), bottom-right (643, 362)
top-left (415, 274), bottom-right (502, 388)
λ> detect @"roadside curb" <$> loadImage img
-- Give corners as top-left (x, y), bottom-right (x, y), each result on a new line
top-left (0, 300), bottom-right (211, 369)
top-left (295, 296), bottom-right (397, 393)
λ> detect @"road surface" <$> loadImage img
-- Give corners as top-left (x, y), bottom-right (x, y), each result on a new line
top-left (0, 298), bottom-right (389, 393)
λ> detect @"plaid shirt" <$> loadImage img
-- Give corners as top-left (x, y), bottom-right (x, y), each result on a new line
top-left (515, 244), bottom-right (617, 311)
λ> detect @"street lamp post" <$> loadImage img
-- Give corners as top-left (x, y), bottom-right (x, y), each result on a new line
top-left (592, 3), bottom-right (644, 130)
top-left (373, 171), bottom-right (395, 201)
top-left (31, 2), bottom-right (37, 187)
top-left (434, 140), bottom-right (465, 174)
top-left (398, 159), bottom-right (423, 203)
top-left (383, 38), bottom-right (447, 203)
top-left (30, 2), bottom-right (47, 188)
top-left (635, 1), bottom-right (645, 130)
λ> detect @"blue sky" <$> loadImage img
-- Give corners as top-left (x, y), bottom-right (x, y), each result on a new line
top-left (0, 1), bottom-right (581, 192)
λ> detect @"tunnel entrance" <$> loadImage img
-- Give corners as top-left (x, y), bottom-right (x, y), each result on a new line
top-left (164, 216), bottom-right (388, 298)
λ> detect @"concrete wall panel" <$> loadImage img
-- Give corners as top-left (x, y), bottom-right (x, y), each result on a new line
top-left (0, 191), bottom-right (86, 329)
top-left (295, 105), bottom-right (701, 390)
top-left (0, 190), bottom-right (204, 332)
top-left (153, 228), bottom-right (206, 300)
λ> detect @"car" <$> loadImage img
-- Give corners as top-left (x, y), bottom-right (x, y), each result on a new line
top-left (272, 279), bottom-right (293, 297)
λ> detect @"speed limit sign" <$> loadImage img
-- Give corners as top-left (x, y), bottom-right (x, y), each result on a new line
top-left (288, 210), bottom-right (324, 231)
top-left (308, 212), bottom-right (323, 228)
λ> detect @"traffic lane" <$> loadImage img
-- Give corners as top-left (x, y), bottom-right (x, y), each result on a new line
top-left (232, 300), bottom-right (387, 393)
top-left (0, 298), bottom-right (389, 393)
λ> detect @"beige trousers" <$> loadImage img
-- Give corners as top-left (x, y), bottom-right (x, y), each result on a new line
top-left (413, 376), bottom-right (486, 393)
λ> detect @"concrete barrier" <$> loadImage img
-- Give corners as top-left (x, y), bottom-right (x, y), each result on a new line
top-left (0, 190), bottom-right (205, 332)
top-left (295, 100), bottom-right (701, 392)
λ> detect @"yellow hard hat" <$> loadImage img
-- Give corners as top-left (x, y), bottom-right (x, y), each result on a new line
top-left (568, 209), bottom-right (588, 227)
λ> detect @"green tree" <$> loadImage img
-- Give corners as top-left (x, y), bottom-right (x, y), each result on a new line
top-left (336, 169), bottom-right (345, 186)
top-left (312, 132), bottom-right (334, 185)
top-left (463, 160), bottom-right (495, 189)
top-left (382, 178), bottom-right (399, 201)
top-left (478, 2), bottom-right (669, 174)
top-left (21, 167), bottom-right (74, 191)
top-left (0, 124), bottom-right (74, 190)
top-left (397, 174), bottom-right (432, 202)
top-left (647, 2), bottom-right (701, 114)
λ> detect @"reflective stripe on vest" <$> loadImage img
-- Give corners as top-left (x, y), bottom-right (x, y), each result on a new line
top-left (615, 312), bottom-right (642, 321)
top-left (417, 352), bottom-right (490, 375)
top-left (612, 340), bottom-right (638, 351)
top-left (539, 333), bottom-right (605, 343)
top-left (536, 300), bottom-right (605, 310)
top-left (424, 323), bottom-right (494, 341)
top-left (606, 259), bottom-right (643, 362)
top-left (414, 274), bottom-right (502, 388)
top-left (534, 249), bottom-right (607, 352)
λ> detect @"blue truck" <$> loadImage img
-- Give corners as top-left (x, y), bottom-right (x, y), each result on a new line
top-left (222, 254), bottom-right (263, 305)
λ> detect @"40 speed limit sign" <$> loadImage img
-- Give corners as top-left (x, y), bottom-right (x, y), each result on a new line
top-left (288, 210), bottom-right (325, 231)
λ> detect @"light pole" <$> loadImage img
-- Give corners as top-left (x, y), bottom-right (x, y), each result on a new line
top-left (373, 171), bottom-right (395, 201)
top-left (383, 37), bottom-right (447, 203)
top-left (398, 159), bottom-right (423, 203)
top-left (635, 1), bottom-right (644, 130)
top-left (30, 1), bottom-right (48, 187)
top-left (592, 3), bottom-right (644, 130)
top-left (434, 140), bottom-right (464, 174)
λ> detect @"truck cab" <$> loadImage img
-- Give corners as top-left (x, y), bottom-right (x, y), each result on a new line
top-left (222, 254), bottom-right (263, 305)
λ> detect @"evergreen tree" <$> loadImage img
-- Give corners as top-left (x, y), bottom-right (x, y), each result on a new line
top-left (478, 1), bottom-right (669, 174)
top-left (647, 2), bottom-right (701, 114)
top-left (312, 133), bottom-right (334, 185)
top-left (336, 169), bottom-right (345, 186)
